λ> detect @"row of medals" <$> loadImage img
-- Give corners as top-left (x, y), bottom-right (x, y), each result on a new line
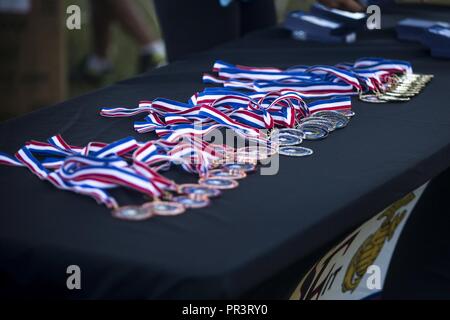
top-left (113, 110), bottom-right (354, 221)
top-left (113, 73), bottom-right (433, 220)
top-left (359, 73), bottom-right (433, 103)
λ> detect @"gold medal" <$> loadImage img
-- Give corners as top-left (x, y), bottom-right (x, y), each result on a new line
top-left (359, 94), bottom-right (387, 103)
top-left (379, 94), bottom-right (410, 102)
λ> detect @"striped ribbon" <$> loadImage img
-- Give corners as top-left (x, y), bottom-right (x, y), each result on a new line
top-left (0, 136), bottom-right (174, 209)
top-left (204, 58), bottom-right (414, 95)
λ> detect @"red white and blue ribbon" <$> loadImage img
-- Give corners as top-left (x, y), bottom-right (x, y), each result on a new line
top-left (205, 58), bottom-right (414, 95)
top-left (0, 136), bottom-right (178, 209)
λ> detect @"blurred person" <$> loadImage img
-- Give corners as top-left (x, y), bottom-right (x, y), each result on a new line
top-left (317, 0), bottom-right (365, 11)
top-left (153, 0), bottom-right (277, 62)
top-left (154, 0), bottom-right (365, 63)
top-left (80, 0), bottom-right (165, 83)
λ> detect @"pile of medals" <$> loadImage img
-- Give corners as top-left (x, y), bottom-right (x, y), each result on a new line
top-left (0, 57), bottom-right (431, 221)
top-left (359, 73), bottom-right (434, 103)
top-left (272, 109), bottom-right (353, 157)
top-left (101, 91), bottom-right (355, 159)
top-left (203, 58), bottom-right (433, 104)
top-left (0, 135), bottom-right (258, 220)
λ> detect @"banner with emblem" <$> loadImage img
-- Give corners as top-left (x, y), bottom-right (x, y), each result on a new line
top-left (290, 182), bottom-right (428, 300)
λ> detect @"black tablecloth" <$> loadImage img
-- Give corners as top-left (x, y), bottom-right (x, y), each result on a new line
top-left (1, 7), bottom-right (450, 299)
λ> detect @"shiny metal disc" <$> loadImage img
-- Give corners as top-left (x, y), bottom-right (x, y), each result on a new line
top-left (222, 162), bottom-right (256, 173)
top-left (178, 184), bottom-right (221, 198)
top-left (272, 133), bottom-right (303, 146)
top-left (112, 205), bottom-right (153, 221)
top-left (279, 146), bottom-right (314, 157)
top-left (298, 123), bottom-right (329, 140)
top-left (199, 177), bottom-right (239, 190)
top-left (379, 94), bottom-right (410, 102)
top-left (207, 169), bottom-right (247, 180)
top-left (172, 195), bottom-right (210, 209)
top-left (311, 111), bottom-right (349, 129)
top-left (143, 201), bottom-right (185, 217)
top-left (337, 110), bottom-right (356, 118)
top-left (277, 128), bottom-right (305, 138)
top-left (301, 117), bottom-right (336, 132)
top-left (236, 145), bottom-right (278, 162)
top-left (359, 94), bottom-right (388, 103)
top-left (385, 91), bottom-right (416, 97)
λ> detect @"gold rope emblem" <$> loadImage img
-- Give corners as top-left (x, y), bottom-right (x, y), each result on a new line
top-left (342, 192), bottom-right (416, 293)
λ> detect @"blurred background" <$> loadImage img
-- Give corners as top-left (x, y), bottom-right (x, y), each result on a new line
top-left (0, 0), bottom-right (314, 122)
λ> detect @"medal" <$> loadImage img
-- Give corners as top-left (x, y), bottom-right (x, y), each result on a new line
top-left (198, 177), bottom-right (239, 190)
top-left (298, 123), bottom-right (329, 140)
top-left (337, 110), bottom-right (355, 118)
top-left (379, 94), bottom-right (411, 102)
top-left (359, 94), bottom-right (388, 103)
top-left (236, 145), bottom-right (278, 162)
top-left (173, 195), bottom-right (210, 209)
top-left (143, 201), bottom-right (185, 216)
top-left (178, 184), bottom-right (221, 198)
top-left (222, 162), bottom-right (256, 173)
top-left (279, 146), bottom-right (314, 157)
top-left (301, 117), bottom-right (336, 132)
top-left (384, 91), bottom-right (416, 98)
top-left (272, 133), bottom-right (303, 146)
top-left (277, 128), bottom-right (305, 138)
top-left (112, 205), bottom-right (153, 221)
top-left (311, 111), bottom-right (349, 129)
top-left (207, 169), bottom-right (247, 180)
top-left (11, 58), bottom-right (430, 224)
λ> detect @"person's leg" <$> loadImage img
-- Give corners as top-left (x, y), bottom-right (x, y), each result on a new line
top-left (104, 0), bottom-right (164, 72)
top-left (239, 0), bottom-right (277, 36)
top-left (82, 0), bottom-right (114, 80)
top-left (91, 0), bottom-right (113, 59)
top-left (154, 0), bottom-right (240, 62)
top-left (105, 0), bottom-right (157, 47)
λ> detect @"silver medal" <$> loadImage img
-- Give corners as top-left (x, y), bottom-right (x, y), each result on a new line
top-left (272, 133), bottom-right (303, 146)
top-left (279, 146), bottom-right (314, 157)
top-left (337, 110), bottom-right (355, 118)
top-left (277, 128), bottom-right (305, 138)
top-left (311, 111), bottom-right (349, 129)
top-left (298, 123), bottom-right (329, 140)
top-left (301, 117), bottom-right (336, 132)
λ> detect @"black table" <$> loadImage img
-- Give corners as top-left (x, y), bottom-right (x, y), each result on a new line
top-left (1, 6), bottom-right (450, 299)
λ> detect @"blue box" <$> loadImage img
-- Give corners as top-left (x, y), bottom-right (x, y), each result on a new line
top-left (310, 3), bottom-right (366, 30)
top-left (396, 18), bottom-right (450, 43)
top-left (291, 29), bottom-right (357, 44)
top-left (424, 26), bottom-right (450, 59)
top-left (284, 11), bottom-right (348, 36)
top-left (360, 0), bottom-right (395, 6)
